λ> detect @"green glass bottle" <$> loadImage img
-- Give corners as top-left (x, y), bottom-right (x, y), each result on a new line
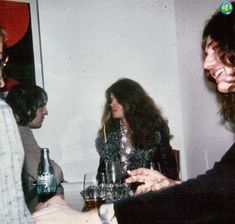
top-left (37, 148), bottom-right (57, 202)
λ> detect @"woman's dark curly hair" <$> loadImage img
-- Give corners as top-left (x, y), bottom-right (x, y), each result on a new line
top-left (6, 83), bottom-right (48, 126)
top-left (99, 78), bottom-right (171, 150)
top-left (202, 2), bottom-right (235, 124)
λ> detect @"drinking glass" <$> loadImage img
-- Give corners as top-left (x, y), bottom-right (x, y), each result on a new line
top-left (143, 161), bottom-right (161, 171)
top-left (105, 160), bottom-right (121, 184)
top-left (82, 172), bottom-right (106, 210)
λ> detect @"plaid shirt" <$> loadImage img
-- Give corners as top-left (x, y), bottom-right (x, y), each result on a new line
top-left (0, 99), bottom-right (33, 224)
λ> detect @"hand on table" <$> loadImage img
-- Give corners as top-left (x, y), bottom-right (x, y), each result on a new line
top-left (35, 194), bottom-right (66, 211)
top-left (125, 168), bottom-right (181, 195)
top-left (33, 197), bottom-right (101, 224)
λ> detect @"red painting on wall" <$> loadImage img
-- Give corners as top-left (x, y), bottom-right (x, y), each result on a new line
top-left (0, 0), bottom-right (39, 91)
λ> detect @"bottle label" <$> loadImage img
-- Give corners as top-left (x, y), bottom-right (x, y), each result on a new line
top-left (37, 172), bottom-right (57, 194)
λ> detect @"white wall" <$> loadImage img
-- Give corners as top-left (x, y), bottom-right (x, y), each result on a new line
top-left (32, 0), bottom-right (234, 182)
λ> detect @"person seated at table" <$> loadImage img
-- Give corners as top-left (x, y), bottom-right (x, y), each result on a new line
top-left (96, 78), bottom-right (177, 183)
top-left (6, 83), bottom-right (64, 212)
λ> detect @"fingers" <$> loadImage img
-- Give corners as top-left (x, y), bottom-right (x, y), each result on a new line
top-left (127, 168), bottom-right (150, 176)
top-left (125, 168), bottom-right (166, 185)
top-left (125, 168), bottom-right (150, 184)
top-left (134, 178), bottom-right (182, 195)
top-left (125, 175), bottom-right (146, 184)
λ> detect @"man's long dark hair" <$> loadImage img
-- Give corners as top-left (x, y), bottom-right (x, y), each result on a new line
top-left (98, 78), bottom-right (171, 150)
top-left (6, 83), bottom-right (47, 126)
top-left (202, 2), bottom-right (235, 124)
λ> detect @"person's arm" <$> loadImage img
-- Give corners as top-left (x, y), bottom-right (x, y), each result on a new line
top-left (116, 143), bottom-right (235, 223)
top-left (33, 204), bottom-right (101, 224)
top-left (50, 160), bottom-right (64, 195)
top-left (116, 178), bottom-right (235, 223)
top-left (33, 196), bottom-right (108, 224)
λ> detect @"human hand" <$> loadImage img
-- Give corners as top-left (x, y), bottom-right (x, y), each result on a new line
top-left (33, 203), bottom-right (101, 224)
top-left (125, 168), bottom-right (181, 195)
top-left (35, 195), bottom-right (68, 211)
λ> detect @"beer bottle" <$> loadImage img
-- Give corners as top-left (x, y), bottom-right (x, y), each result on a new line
top-left (37, 148), bottom-right (57, 202)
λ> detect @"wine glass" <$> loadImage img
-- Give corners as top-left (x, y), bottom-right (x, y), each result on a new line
top-left (105, 160), bottom-right (121, 184)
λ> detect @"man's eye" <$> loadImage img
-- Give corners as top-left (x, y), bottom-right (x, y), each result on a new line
top-left (211, 43), bottom-right (219, 50)
top-left (229, 55), bottom-right (235, 65)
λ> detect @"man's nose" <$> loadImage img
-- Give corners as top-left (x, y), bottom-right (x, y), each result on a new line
top-left (0, 73), bottom-right (5, 88)
top-left (203, 54), bottom-right (215, 71)
top-left (110, 100), bottom-right (116, 107)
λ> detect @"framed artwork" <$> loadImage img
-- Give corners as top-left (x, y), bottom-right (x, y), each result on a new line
top-left (0, 0), bottom-right (44, 89)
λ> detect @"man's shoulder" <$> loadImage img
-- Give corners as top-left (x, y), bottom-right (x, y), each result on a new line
top-left (18, 125), bottom-right (34, 138)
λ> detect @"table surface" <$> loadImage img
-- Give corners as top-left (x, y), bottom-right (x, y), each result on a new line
top-left (62, 182), bottom-right (85, 211)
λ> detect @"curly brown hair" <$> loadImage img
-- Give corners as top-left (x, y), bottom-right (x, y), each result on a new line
top-left (98, 78), bottom-right (171, 150)
top-left (202, 2), bottom-right (235, 124)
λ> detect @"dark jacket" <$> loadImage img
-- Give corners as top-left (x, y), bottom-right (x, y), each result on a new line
top-left (114, 142), bottom-right (235, 224)
top-left (96, 122), bottom-right (177, 183)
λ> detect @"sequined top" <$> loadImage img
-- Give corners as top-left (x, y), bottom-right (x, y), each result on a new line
top-left (96, 120), bottom-right (177, 183)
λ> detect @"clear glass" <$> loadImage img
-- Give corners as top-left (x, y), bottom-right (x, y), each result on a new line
top-left (105, 160), bottom-right (121, 184)
top-left (82, 172), bottom-right (106, 210)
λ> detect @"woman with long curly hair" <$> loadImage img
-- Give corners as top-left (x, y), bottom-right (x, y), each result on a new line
top-left (95, 78), bottom-right (177, 183)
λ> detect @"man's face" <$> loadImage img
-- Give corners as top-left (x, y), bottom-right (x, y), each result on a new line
top-left (203, 36), bottom-right (235, 93)
top-left (110, 94), bottom-right (125, 120)
top-left (0, 36), bottom-right (4, 88)
top-left (29, 105), bottom-right (48, 129)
